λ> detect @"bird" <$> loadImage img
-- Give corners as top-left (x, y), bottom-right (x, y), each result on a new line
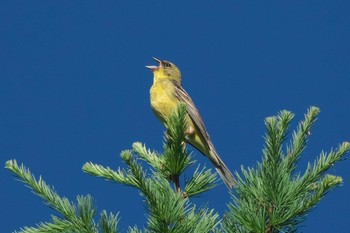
top-left (146, 57), bottom-right (236, 189)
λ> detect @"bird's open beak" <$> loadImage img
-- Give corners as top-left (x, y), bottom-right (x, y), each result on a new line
top-left (145, 57), bottom-right (162, 71)
top-left (152, 57), bottom-right (162, 63)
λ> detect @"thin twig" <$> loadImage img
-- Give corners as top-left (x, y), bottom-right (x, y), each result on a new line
top-left (172, 175), bottom-right (181, 193)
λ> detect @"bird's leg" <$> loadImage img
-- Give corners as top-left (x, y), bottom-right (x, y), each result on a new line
top-left (181, 126), bottom-right (195, 150)
top-left (185, 126), bottom-right (195, 136)
top-left (180, 141), bottom-right (187, 150)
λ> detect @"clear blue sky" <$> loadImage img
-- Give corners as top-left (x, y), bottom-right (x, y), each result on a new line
top-left (1, 1), bottom-right (349, 232)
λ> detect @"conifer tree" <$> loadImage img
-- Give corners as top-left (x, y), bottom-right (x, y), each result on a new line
top-left (223, 107), bottom-right (349, 232)
top-left (5, 105), bottom-right (349, 232)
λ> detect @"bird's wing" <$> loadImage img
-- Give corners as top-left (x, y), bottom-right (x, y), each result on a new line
top-left (173, 82), bottom-right (211, 142)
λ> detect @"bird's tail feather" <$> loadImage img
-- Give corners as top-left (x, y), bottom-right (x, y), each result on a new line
top-left (210, 151), bottom-right (236, 189)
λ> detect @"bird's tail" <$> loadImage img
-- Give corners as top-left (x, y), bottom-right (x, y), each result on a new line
top-left (210, 150), bottom-right (236, 189)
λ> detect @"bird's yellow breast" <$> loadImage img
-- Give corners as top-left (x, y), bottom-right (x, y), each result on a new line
top-left (150, 79), bottom-right (179, 124)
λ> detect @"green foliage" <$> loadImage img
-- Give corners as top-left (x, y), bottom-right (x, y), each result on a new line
top-left (162, 103), bottom-right (193, 178)
top-left (223, 107), bottom-right (349, 233)
top-left (5, 160), bottom-right (118, 233)
top-left (83, 103), bottom-right (220, 232)
top-left (5, 105), bottom-right (349, 232)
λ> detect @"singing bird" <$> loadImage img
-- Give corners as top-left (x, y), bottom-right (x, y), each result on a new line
top-left (146, 57), bottom-right (236, 189)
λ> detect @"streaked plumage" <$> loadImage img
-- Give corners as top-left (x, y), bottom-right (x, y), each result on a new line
top-left (146, 57), bottom-right (236, 189)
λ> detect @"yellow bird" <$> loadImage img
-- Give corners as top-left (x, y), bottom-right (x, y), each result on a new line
top-left (146, 57), bottom-right (236, 189)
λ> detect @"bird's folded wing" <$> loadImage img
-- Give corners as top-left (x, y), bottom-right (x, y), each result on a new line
top-left (173, 82), bottom-right (211, 142)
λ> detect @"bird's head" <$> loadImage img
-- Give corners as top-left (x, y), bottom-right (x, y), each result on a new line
top-left (146, 57), bottom-right (182, 84)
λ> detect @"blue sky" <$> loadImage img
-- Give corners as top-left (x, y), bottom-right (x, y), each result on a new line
top-left (1, 1), bottom-right (349, 232)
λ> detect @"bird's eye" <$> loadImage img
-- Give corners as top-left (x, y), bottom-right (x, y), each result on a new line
top-left (163, 62), bottom-right (172, 68)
